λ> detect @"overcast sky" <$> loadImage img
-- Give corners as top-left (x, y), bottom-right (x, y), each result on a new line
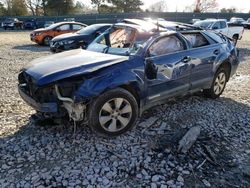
top-left (82, 0), bottom-right (250, 13)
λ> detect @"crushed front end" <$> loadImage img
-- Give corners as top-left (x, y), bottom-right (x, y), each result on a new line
top-left (18, 71), bottom-right (87, 122)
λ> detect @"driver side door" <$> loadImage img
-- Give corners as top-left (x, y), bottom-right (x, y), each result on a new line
top-left (145, 35), bottom-right (192, 104)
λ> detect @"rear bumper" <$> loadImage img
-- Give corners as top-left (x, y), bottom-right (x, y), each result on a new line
top-left (18, 86), bottom-right (58, 113)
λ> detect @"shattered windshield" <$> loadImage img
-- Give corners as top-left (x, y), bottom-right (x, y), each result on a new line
top-left (87, 26), bottom-right (151, 56)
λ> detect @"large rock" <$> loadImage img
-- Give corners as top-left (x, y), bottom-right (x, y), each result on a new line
top-left (178, 126), bottom-right (201, 153)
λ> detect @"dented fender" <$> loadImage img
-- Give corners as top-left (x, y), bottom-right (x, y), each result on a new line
top-left (74, 60), bottom-right (146, 103)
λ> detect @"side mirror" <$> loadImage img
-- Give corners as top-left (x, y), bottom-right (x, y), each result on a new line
top-left (145, 59), bottom-right (158, 80)
top-left (213, 26), bottom-right (219, 30)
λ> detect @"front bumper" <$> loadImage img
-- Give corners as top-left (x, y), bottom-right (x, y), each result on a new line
top-left (18, 85), bottom-right (58, 113)
top-left (50, 41), bottom-right (78, 53)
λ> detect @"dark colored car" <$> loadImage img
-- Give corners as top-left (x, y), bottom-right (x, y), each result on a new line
top-left (18, 23), bottom-right (239, 137)
top-left (2, 18), bottom-right (23, 30)
top-left (50, 24), bottom-right (112, 53)
top-left (24, 19), bottom-right (37, 30)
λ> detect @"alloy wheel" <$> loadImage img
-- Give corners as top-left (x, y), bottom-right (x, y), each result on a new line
top-left (99, 98), bottom-right (132, 133)
top-left (214, 72), bottom-right (226, 95)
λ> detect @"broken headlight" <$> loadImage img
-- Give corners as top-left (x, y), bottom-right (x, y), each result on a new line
top-left (56, 78), bottom-right (83, 98)
top-left (59, 40), bottom-right (75, 45)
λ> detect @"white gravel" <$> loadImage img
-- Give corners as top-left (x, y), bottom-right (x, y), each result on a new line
top-left (0, 29), bottom-right (250, 187)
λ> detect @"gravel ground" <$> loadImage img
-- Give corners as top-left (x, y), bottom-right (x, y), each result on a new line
top-left (0, 29), bottom-right (250, 188)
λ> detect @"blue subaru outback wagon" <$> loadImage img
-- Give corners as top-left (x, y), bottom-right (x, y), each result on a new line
top-left (18, 23), bottom-right (239, 136)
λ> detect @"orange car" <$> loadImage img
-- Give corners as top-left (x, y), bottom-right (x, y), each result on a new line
top-left (30, 22), bottom-right (87, 45)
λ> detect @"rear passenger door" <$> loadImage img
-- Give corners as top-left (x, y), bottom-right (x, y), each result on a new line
top-left (182, 32), bottom-right (221, 89)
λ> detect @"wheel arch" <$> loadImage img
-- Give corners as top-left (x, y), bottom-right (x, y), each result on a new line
top-left (216, 60), bottom-right (232, 81)
top-left (232, 33), bottom-right (239, 39)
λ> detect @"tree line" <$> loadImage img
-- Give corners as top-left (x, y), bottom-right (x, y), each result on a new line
top-left (0, 0), bottom-right (144, 16)
top-left (0, 0), bottom-right (248, 17)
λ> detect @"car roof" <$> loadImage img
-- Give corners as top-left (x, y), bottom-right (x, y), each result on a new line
top-left (51, 21), bottom-right (87, 28)
top-left (114, 22), bottom-right (154, 32)
top-left (89, 23), bottom-right (112, 27)
top-left (121, 19), bottom-right (166, 32)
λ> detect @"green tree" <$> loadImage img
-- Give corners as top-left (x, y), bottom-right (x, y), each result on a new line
top-left (220, 8), bottom-right (236, 13)
top-left (108, 0), bottom-right (143, 13)
top-left (193, 0), bottom-right (218, 13)
top-left (91, 0), bottom-right (105, 13)
top-left (0, 2), bottom-right (6, 15)
top-left (46, 0), bottom-right (74, 16)
top-left (4, 0), bottom-right (28, 16)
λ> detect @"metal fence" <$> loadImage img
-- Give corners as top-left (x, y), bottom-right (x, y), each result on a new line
top-left (1, 12), bottom-right (250, 26)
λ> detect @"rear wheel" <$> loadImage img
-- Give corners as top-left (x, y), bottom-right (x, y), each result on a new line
top-left (88, 88), bottom-right (138, 137)
top-left (43, 36), bottom-right (52, 46)
top-left (203, 67), bottom-right (228, 99)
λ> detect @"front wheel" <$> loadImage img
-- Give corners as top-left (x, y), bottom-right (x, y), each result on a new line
top-left (43, 36), bottom-right (52, 46)
top-left (203, 68), bottom-right (228, 99)
top-left (88, 88), bottom-right (138, 137)
top-left (232, 35), bottom-right (238, 46)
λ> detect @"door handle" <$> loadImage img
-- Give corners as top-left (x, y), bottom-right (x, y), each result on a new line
top-left (214, 49), bottom-right (220, 55)
top-left (182, 56), bottom-right (191, 63)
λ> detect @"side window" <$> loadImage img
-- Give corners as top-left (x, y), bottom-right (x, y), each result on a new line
top-left (212, 22), bottom-right (220, 29)
top-left (148, 35), bottom-right (185, 56)
top-left (183, 33), bottom-right (209, 48)
top-left (220, 21), bottom-right (227, 29)
top-left (72, 24), bottom-right (83, 30)
top-left (58, 24), bottom-right (70, 31)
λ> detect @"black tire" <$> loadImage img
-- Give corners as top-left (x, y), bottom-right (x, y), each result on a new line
top-left (3, 26), bottom-right (6, 30)
top-left (88, 88), bottom-right (138, 137)
top-left (232, 35), bottom-right (238, 46)
top-left (203, 67), bottom-right (229, 99)
top-left (43, 36), bottom-right (52, 46)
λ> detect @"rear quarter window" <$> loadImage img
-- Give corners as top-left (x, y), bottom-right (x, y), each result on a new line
top-left (203, 31), bottom-right (225, 43)
top-left (182, 33), bottom-right (210, 48)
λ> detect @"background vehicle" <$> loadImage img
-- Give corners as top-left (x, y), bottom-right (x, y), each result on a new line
top-left (30, 22), bottom-right (87, 45)
top-left (50, 23), bottom-right (112, 53)
top-left (44, 21), bottom-right (55, 28)
top-left (189, 19), bottom-right (201, 24)
top-left (230, 17), bottom-right (245, 25)
top-left (243, 18), bottom-right (250, 29)
top-left (18, 23), bottom-right (239, 137)
top-left (64, 18), bottom-right (75, 22)
top-left (194, 19), bottom-right (244, 44)
top-left (2, 18), bottom-right (23, 30)
top-left (24, 19), bottom-right (37, 30)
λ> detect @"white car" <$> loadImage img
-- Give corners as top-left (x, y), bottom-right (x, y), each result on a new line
top-left (230, 17), bottom-right (245, 24)
top-left (194, 19), bottom-right (244, 44)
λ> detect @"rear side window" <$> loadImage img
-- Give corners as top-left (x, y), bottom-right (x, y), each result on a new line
top-left (72, 24), bottom-right (83, 30)
top-left (204, 31), bottom-right (226, 43)
top-left (183, 33), bottom-right (209, 48)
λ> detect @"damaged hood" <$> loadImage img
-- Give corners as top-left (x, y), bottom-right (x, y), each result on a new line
top-left (24, 49), bottom-right (129, 86)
